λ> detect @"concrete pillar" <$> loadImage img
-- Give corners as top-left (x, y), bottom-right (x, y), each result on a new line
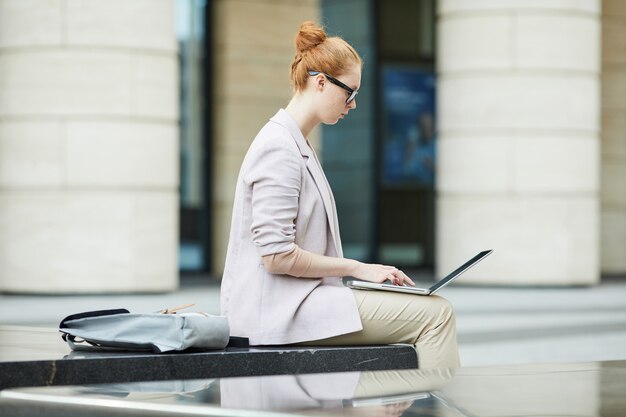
top-left (212, 0), bottom-right (319, 275)
top-left (0, 0), bottom-right (179, 292)
top-left (437, 0), bottom-right (601, 285)
top-left (601, 0), bottom-right (626, 275)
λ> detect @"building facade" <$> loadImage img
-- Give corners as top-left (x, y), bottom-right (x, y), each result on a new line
top-left (0, 0), bottom-right (623, 293)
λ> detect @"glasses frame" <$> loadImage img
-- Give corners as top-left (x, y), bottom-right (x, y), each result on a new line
top-left (308, 70), bottom-right (358, 104)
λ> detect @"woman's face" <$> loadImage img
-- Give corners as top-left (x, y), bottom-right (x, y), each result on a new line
top-left (315, 66), bottom-right (361, 125)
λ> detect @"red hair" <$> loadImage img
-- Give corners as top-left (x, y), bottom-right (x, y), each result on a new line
top-left (290, 21), bottom-right (363, 92)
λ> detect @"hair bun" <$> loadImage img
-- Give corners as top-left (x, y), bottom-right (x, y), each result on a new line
top-left (295, 21), bottom-right (327, 53)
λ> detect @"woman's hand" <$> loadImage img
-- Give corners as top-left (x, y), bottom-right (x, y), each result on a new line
top-left (353, 262), bottom-right (415, 286)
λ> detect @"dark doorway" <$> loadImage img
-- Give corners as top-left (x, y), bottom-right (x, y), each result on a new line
top-left (376, 0), bottom-right (437, 269)
top-left (177, 0), bottom-right (212, 275)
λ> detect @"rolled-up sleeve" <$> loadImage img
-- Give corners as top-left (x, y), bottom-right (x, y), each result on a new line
top-left (245, 138), bottom-right (302, 257)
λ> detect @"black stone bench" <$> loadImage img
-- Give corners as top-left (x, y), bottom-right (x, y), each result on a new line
top-left (0, 326), bottom-right (417, 390)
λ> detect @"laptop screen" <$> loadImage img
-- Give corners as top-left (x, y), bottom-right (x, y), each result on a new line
top-left (429, 250), bottom-right (493, 294)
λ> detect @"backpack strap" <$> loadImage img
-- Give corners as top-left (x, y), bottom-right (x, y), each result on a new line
top-left (59, 309), bottom-right (130, 329)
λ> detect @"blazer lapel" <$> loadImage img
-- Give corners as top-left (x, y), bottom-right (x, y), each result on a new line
top-left (305, 152), bottom-right (342, 257)
top-left (269, 110), bottom-right (342, 257)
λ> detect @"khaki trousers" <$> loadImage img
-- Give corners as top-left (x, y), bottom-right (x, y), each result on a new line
top-left (307, 289), bottom-right (461, 369)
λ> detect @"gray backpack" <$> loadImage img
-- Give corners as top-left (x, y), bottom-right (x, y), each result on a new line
top-left (59, 309), bottom-right (243, 353)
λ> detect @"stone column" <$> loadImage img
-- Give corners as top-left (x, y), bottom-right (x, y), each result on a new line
top-left (437, 0), bottom-right (601, 284)
top-left (601, 0), bottom-right (626, 275)
top-left (212, 0), bottom-right (319, 275)
top-left (0, 0), bottom-right (179, 292)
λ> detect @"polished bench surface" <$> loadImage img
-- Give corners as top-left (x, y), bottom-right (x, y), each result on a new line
top-left (1, 360), bottom-right (624, 417)
top-left (0, 326), bottom-right (417, 390)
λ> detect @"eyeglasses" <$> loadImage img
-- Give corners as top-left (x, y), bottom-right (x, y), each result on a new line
top-left (308, 70), bottom-right (358, 104)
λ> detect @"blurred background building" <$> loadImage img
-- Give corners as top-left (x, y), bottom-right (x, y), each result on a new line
top-left (0, 0), bottom-right (623, 293)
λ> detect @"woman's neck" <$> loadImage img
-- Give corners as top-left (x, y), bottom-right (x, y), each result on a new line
top-left (284, 94), bottom-right (319, 139)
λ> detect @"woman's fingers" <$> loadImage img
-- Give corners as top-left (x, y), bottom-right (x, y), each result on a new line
top-left (399, 270), bottom-right (415, 286)
top-left (390, 268), bottom-right (415, 286)
top-left (358, 263), bottom-right (415, 285)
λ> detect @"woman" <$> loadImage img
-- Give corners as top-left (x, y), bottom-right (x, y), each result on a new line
top-left (220, 21), bottom-right (460, 369)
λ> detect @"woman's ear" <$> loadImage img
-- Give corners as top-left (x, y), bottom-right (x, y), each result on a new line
top-left (314, 74), bottom-right (325, 91)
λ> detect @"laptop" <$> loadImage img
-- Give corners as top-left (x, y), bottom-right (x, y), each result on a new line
top-left (346, 250), bottom-right (493, 296)
top-left (347, 391), bottom-right (431, 407)
top-left (347, 391), bottom-right (467, 416)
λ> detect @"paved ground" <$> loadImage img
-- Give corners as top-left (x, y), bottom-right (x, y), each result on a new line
top-left (2, 276), bottom-right (625, 368)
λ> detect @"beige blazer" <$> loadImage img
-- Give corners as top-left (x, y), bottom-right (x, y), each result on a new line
top-left (220, 109), bottom-right (362, 345)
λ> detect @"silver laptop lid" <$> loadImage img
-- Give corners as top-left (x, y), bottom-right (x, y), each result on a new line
top-left (428, 250), bottom-right (493, 294)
